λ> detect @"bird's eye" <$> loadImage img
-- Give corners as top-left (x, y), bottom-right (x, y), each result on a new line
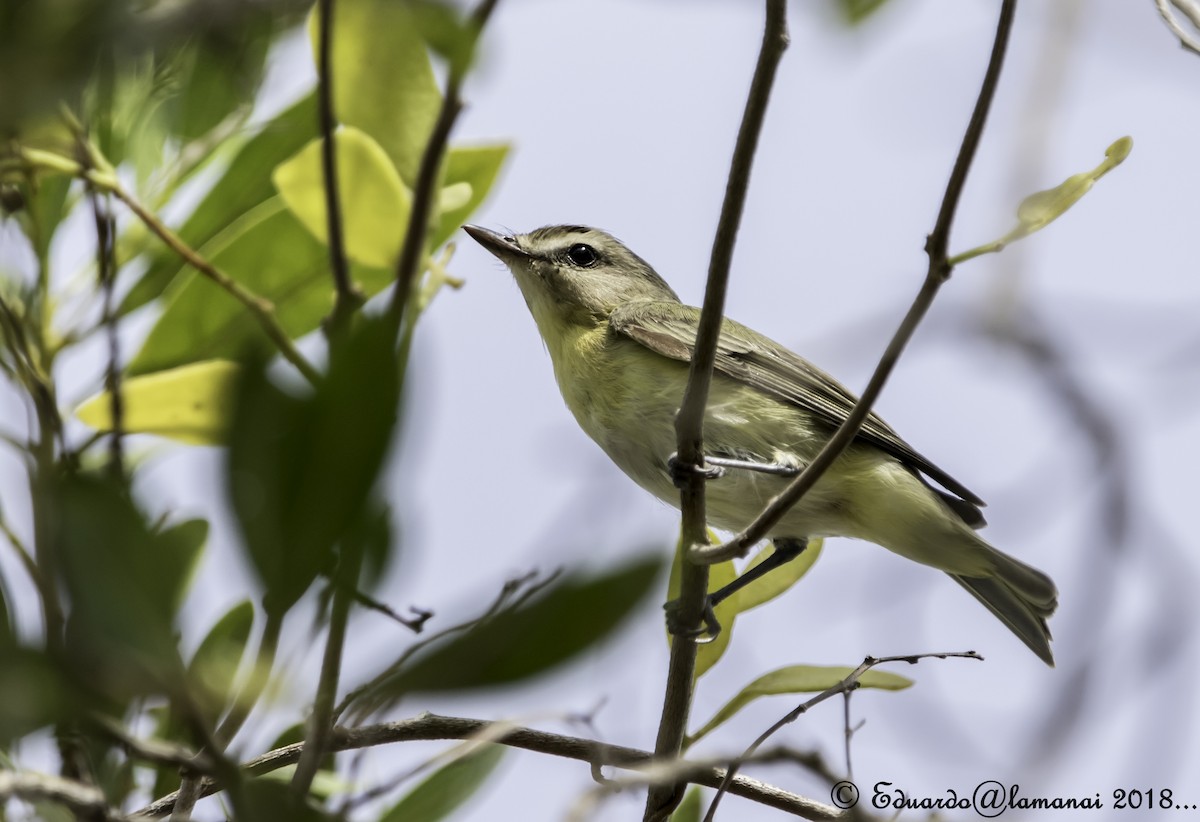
top-left (566, 243), bottom-right (599, 267)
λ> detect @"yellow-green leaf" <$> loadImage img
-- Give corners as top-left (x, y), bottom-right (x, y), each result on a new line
top-left (689, 665), bottom-right (913, 744)
top-left (76, 360), bottom-right (240, 445)
top-left (309, 0), bottom-right (441, 186)
top-left (727, 538), bottom-right (823, 615)
top-left (432, 144), bottom-right (510, 247)
top-left (273, 126), bottom-right (412, 269)
top-left (667, 530), bottom-right (737, 680)
top-left (950, 136), bottom-right (1133, 265)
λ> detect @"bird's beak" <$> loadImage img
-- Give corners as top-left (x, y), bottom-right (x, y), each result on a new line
top-left (462, 225), bottom-right (531, 261)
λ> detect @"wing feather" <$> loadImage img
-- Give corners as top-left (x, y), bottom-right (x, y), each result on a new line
top-left (610, 300), bottom-right (985, 511)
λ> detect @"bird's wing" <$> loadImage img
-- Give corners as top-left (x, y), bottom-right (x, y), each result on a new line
top-left (609, 300), bottom-right (986, 512)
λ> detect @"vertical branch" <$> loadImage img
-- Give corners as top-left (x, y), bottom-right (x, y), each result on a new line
top-left (291, 549), bottom-right (364, 796)
top-left (316, 0), bottom-right (360, 339)
top-left (89, 187), bottom-right (123, 479)
top-left (644, 2), bottom-right (789, 819)
top-left (386, 0), bottom-right (501, 330)
top-left (692, 0), bottom-right (1020, 565)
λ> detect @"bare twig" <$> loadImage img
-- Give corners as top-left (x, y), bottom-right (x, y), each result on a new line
top-left (648, 2), bottom-right (789, 819)
top-left (291, 549), bottom-right (364, 795)
top-left (387, 0), bottom-right (501, 328)
top-left (1157, 0), bottom-right (1200, 56)
top-left (692, 0), bottom-right (1019, 566)
top-left (0, 771), bottom-right (124, 822)
top-left (133, 713), bottom-right (840, 820)
top-left (703, 651), bottom-right (982, 821)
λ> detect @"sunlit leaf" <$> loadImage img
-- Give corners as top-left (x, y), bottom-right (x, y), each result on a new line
top-left (127, 200), bottom-right (392, 377)
top-left (77, 359), bottom-right (240, 444)
top-left (311, 0), bottom-right (441, 186)
top-left (381, 744), bottom-right (505, 822)
top-left (433, 144), bottom-right (508, 248)
top-left (689, 665), bottom-right (913, 744)
top-left (273, 126), bottom-right (412, 269)
top-left (121, 93), bottom-right (318, 315)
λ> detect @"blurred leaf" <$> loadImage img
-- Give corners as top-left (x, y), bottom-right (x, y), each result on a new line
top-left (432, 144), bottom-right (509, 248)
top-left (242, 777), bottom-right (333, 822)
top-left (381, 744), bottom-right (505, 822)
top-left (77, 359), bottom-right (240, 444)
top-left (0, 647), bottom-right (83, 747)
top-left (670, 787), bottom-right (703, 822)
top-left (54, 474), bottom-right (190, 701)
top-left (0, 576), bottom-right (10, 645)
top-left (836, 0), bottom-right (893, 24)
top-left (667, 531), bottom-right (738, 680)
top-left (410, 0), bottom-right (477, 74)
top-left (366, 555), bottom-right (664, 700)
top-left (159, 518), bottom-right (208, 612)
top-left (121, 93), bottom-right (318, 315)
top-left (228, 316), bottom-right (399, 616)
top-left (190, 599), bottom-right (254, 725)
top-left (273, 126), bottom-right (412, 269)
top-left (951, 136), bottom-right (1133, 265)
top-left (270, 723), bottom-right (337, 778)
top-left (689, 665), bottom-right (913, 744)
top-left (726, 538), bottom-right (822, 615)
top-left (22, 172), bottom-right (73, 262)
top-left (126, 200), bottom-right (391, 377)
top-left (165, 24), bottom-right (272, 144)
top-left (311, 0), bottom-right (441, 186)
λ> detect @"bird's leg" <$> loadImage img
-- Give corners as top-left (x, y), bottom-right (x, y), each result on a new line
top-left (665, 452), bottom-right (801, 488)
top-left (665, 537), bottom-right (809, 641)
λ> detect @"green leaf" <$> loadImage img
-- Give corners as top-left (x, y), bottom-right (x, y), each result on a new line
top-left (273, 126), bottom-right (412, 269)
top-left (0, 647), bottom-right (83, 746)
top-left (228, 316), bottom-right (400, 616)
top-left (670, 787), bottom-right (703, 822)
top-left (53, 475), bottom-right (190, 702)
top-left (159, 518), bottom-right (208, 612)
top-left (166, 23), bottom-right (273, 144)
top-left (381, 745), bottom-right (506, 822)
top-left (121, 93), bottom-right (318, 316)
top-left (950, 136), bottom-right (1133, 266)
top-left (76, 359), bottom-right (240, 444)
top-left (311, 0), bottom-right (441, 186)
top-left (126, 199), bottom-right (391, 377)
top-left (189, 600), bottom-right (254, 724)
top-left (726, 538), bottom-right (823, 615)
top-left (365, 555), bottom-right (664, 700)
top-left (836, 0), bottom-right (893, 24)
top-left (689, 665), bottom-right (913, 744)
top-left (667, 532), bottom-right (738, 680)
top-left (432, 144), bottom-right (509, 248)
top-left (241, 778), bottom-right (334, 822)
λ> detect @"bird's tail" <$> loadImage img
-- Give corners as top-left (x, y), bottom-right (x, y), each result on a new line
top-left (950, 549), bottom-right (1058, 666)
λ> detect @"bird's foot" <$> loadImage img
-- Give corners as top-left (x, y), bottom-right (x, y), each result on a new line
top-left (666, 452), bottom-right (726, 488)
top-left (663, 596), bottom-right (722, 643)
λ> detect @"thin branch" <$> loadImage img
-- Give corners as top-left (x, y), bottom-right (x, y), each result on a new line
top-left (86, 182), bottom-right (124, 478)
top-left (291, 549), bottom-right (364, 795)
top-left (386, 0), bottom-right (501, 327)
top-left (133, 713), bottom-right (840, 820)
top-left (89, 716), bottom-right (213, 775)
top-left (692, 0), bottom-right (1019, 566)
top-left (1157, 0), bottom-right (1200, 56)
top-left (648, 2), bottom-right (789, 819)
top-left (13, 147), bottom-right (321, 386)
top-left (703, 651), bottom-right (982, 821)
top-left (315, 0), bottom-right (361, 338)
top-left (0, 772), bottom-right (124, 822)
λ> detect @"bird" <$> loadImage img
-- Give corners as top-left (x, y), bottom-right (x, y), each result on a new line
top-left (464, 223), bottom-right (1058, 665)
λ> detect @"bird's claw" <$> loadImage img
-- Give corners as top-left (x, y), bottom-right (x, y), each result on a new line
top-left (663, 597), bottom-right (722, 644)
top-left (666, 452), bottom-right (726, 488)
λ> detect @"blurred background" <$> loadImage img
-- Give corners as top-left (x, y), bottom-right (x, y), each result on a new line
top-left (3, 0), bottom-right (1199, 819)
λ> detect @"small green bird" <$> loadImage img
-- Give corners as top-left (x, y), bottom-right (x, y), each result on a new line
top-left (464, 224), bottom-right (1058, 665)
